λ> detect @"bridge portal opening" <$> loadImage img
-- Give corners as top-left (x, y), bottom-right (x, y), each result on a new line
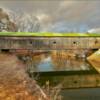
top-left (1, 49), bottom-right (10, 53)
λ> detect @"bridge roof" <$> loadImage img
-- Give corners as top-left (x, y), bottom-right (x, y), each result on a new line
top-left (0, 32), bottom-right (99, 37)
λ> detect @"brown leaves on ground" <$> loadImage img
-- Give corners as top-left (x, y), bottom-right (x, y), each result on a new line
top-left (0, 53), bottom-right (42, 100)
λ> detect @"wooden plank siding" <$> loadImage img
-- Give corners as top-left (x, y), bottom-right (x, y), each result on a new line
top-left (0, 37), bottom-right (99, 50)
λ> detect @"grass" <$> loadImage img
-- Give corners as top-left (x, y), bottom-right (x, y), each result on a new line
top-left (0, 32), bottom-right (100, 36)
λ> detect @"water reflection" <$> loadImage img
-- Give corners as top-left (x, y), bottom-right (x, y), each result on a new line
top-left (29, 51), bottom-right (93, 72)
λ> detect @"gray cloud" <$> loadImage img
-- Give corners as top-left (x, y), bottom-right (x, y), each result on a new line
top-left (0, 0), bottom-right (100, 32)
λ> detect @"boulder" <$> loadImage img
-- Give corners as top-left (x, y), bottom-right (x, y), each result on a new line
top-left (87, 49), bottom-right (100, 73)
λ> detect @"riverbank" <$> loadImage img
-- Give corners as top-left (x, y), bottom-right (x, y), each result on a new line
top-left (0, 53), bottom-right (49, 100)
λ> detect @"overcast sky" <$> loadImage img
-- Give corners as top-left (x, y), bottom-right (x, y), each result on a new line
top-left (0, 0), bottom-right (100, 32)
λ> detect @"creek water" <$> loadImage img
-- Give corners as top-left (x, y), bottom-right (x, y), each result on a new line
top-left (61, 88), bottom-right (100, 100)
top-left (27, 51), bottom-right (99, 99)
top-left (28, 51), bottom-right (96, 74)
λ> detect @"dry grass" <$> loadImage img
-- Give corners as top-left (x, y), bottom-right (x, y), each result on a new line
top-left (0, 53), bottom-right (62, 100)
top-left (0, 53), bottom-right (47, 100)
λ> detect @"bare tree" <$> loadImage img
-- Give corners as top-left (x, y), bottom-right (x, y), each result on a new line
top-left (0, 8), bottom-right (17, 32)
top-left (9, 12), bottom-right (41, 32)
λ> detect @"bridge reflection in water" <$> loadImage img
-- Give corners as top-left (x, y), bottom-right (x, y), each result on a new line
top-left (27, 51), bottom-right (97, 75)
top-left (26, 50), bottom-right (100, 99)
top-left (26, 50), bottom-right (100, 88)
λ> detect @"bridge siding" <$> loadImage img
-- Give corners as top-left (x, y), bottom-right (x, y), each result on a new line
top-left (0, 37), bottom-right (99, 50)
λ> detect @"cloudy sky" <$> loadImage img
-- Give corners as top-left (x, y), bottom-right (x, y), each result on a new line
top-left (0, 0), bottom-right (100, 32)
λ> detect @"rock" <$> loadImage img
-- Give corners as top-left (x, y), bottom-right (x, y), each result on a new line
top-left (87, 49), bottom-right (100, 73)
